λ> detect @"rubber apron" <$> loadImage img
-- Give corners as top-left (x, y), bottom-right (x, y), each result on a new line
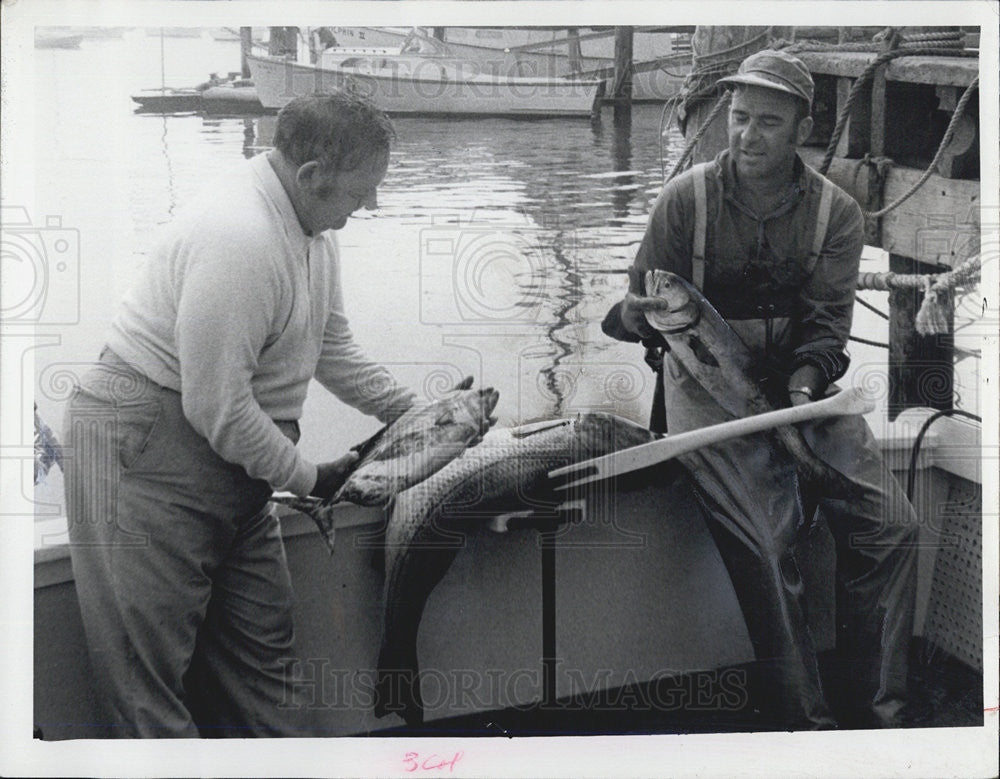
top-left (660, 166), bottom-right (916, 729)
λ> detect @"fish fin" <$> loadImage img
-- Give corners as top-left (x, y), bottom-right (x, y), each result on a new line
top-left (509, 419), bottom-right (572, 438)
top-left (688, 334), bottom-right (720, 367)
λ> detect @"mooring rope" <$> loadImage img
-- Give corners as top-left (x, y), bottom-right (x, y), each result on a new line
top-left (856, 254), bottom-right (981, 335)
top-left (657, 28), bottom-right (981, 338)
top-left (665, 92), bottom-right (731, 182)
top-left (862, 76), bottom-right (979, 219)
top-left (818, 45), bottom-right (979, 176)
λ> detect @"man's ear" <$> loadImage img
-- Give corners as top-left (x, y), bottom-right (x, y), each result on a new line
top-left (796, 115), bottom-right (814, 146)
top-left (295, 160), bottom-right (322, 190)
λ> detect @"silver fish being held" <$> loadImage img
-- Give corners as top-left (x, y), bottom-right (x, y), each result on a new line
top-left (642, 269), bottom-right (862, 500)
top-left (276, 378), bottom-right (499, 551)
top-left (374, 412), bottom-right (656, 727)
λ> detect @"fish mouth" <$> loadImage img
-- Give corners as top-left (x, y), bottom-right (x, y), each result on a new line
top-left (644, 271), bottom-right (701, 333)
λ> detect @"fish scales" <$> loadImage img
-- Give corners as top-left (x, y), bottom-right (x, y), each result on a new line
top-left (337, 384), bottom-right (499, 507)
top-left (643, 269), bottom-right (864, 500)
top-left (374, 414), bottom-right (655, 726)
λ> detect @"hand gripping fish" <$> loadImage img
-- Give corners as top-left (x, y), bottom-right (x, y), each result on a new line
top-left (276, 377), bottom-right (499, 551)
top-left (375, 413), bottom-right (656, 727)
top-left (641, 269), bottom-right (863, 500)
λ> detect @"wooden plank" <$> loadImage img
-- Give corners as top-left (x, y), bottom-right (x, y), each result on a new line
top-left (836, 76), bottom-right (870, 157)
top-left (613, 26), bottom-right (634, 122)
top-left (796, 51), bottom-right (978, 87)
top-left (800, 149), bottom-right (980, 268)
top-left (934, 85), bottom-right (979, 179)
top-left (576, 52), bottom-right (691, 82)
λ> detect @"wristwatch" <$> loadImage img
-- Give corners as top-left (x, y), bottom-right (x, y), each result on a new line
top-left (789, 386), bottom-right (814, 400)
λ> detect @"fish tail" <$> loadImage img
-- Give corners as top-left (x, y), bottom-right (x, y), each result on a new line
top-left (374, 648), bottom-right (424, 726)
top-left (275, 497), bottom-right (337, 555)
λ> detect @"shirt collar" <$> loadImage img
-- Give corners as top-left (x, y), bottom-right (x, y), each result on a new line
top-left (249, 152), bottom-right (311, 248)
top-left (714, 148), bottom-right (807, 219)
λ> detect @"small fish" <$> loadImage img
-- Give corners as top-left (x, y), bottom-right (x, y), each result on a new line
top-left (276, 378), bottom-right (499, 552)
top-left (642, 269), bottom-right (861, 499)
top-left (374, 413), bottom-right (656, 727)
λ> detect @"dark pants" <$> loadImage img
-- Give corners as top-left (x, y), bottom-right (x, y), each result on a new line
top-left (663, 353), bottom-right (918, 729)
top-left (63, 349), bottom-right (309, 737)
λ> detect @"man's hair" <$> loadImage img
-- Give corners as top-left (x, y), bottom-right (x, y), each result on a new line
top-left (273, 92), bottom-right (396, 174)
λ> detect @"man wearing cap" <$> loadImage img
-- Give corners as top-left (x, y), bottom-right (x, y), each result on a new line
top-left (604, 50), bottom-right (919, 729)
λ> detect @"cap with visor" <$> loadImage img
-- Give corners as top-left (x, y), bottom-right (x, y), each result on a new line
top-left (718, 49), bottom-right (814, 106)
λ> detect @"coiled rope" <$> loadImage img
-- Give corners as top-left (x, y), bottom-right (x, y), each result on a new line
top-left (856, 254), bottom-right (981, 335)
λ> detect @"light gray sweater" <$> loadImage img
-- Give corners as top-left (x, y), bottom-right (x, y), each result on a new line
top-left (107, 153), bottom-right (414, 496)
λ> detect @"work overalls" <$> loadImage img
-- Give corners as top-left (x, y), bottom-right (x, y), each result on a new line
top-left (656, 163), bottom-right (918, 729)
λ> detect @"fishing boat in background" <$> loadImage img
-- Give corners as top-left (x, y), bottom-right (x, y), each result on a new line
top-left (323, 26), bottom-right (692, 101)
top-left (143, 27), bottom-right (205, 39)
top-left (247, 32), bottom-right (602, 117)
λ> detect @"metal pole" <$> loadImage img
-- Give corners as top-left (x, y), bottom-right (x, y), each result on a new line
top-left (160, 28), bottom-right (166, 93)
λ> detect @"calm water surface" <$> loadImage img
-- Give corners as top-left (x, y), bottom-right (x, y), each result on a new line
top-left (30, 31), bottom-right (686, 517)
top-left (26, 30), bottom-right (982, 528)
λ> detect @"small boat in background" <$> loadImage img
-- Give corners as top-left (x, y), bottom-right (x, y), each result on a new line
top-left (34, 31), bottom-right (84, 50)
top-left (131, 73), bottom-right (265, 115)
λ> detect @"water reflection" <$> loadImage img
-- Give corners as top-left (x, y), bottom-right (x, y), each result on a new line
top-left (243, 107), bottom-right (676, 418)
top-left (37, 31), bottom-right (683, 462)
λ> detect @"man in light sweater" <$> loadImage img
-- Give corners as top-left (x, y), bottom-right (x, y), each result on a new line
top-left (63, 93), bottom-right (419, 737)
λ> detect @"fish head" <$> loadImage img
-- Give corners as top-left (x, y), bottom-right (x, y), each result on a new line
top-left (377, 386), bottom-right (499, 460)
top-left (643, 270), bottom-right (701, 333)
top-left (575, 413), bottom-right (656, 456)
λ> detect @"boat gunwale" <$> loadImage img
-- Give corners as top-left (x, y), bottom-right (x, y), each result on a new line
top-left (248, 52), bottom-right (603, 91)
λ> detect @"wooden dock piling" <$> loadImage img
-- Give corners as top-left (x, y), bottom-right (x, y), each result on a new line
top-left (240, 27), bottom-right (253, 78)
top-left (613, 26), bottom-right (634, 123)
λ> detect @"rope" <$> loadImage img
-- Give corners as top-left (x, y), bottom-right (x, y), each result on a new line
top-left (658, 96), bottom-right (681, 179)
top-left (818, 45), bottom-right (978, 176)
top-left (905, 408), bottom-right (981, 504)
top-left (661, 28), bottom-right (981, 338)
top-left (862, 77), bottom-right (979, 219)
top-left (856, 254), bottom-right (981, 335)
top-left (665, 92), bottom-right (731, 182)
top-left (855, 295), bottom-right (889, 320)
top-left (849, 334), bottom-right (889, 349)
top-left (691, 29), bottom-right (772, 65)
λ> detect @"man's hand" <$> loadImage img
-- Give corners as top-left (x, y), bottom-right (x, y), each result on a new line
top-left (787, 364), bottom-right (825, 407)
top-left (621, 291), bottom-right (671, 340)
top-left (311, 451), bottom-right (361, 500)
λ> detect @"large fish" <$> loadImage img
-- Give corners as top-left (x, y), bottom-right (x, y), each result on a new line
top-left (277, 378), bottom-right (499, 552)
top-left (642, 269), bottom-right (862, 500)
top-left (374, 412), bottom-right (656, 727)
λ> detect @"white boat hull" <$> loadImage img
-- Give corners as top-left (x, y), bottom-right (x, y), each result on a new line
top-left (247, 54), bottom-right (600, 117)
top-left (326, 26), bottom-right (688, 101)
